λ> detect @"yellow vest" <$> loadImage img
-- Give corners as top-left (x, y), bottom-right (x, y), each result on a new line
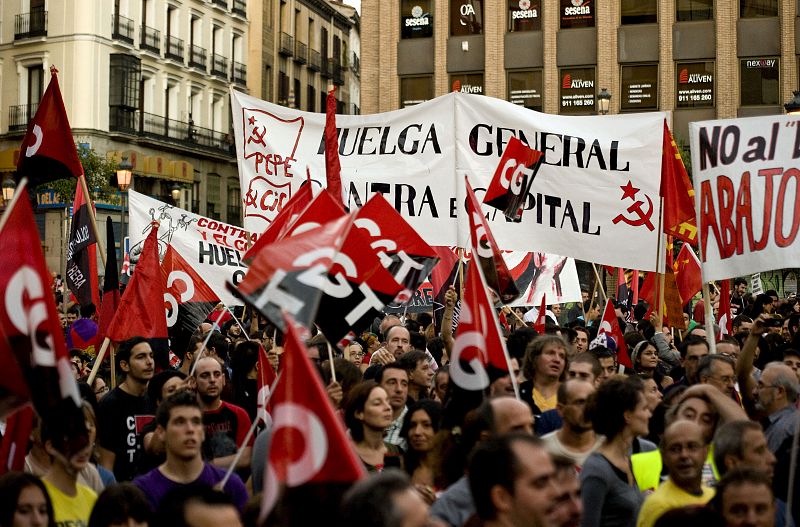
top-left (631, 446), bottom-right (720, 493)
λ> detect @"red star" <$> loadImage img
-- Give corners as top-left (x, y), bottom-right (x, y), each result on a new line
top-left (620, 180), bottom-right (639, 201)
top-left (248, 116), bottom-right (256, 125)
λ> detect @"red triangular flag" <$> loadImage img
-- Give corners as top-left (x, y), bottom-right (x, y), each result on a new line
top-left (429, 247), bottom-right (462, 333)
top-left (97, 217), bottom-right (120, 344)
top-left (596, 300), bottom-right (632, 368)
top-left (106, 223), bottom-right (168, 341)
top-left (280, 189), bottom-right (346, 239)
top-left (324, 87), bottom-right (343, 205)
top-left (0, 405), bottom-right (34, 474)
top-left (465, 177), bottom-right (520, 303)
top-left (261, 313), bottom-right (365, 516)
top-left (674, 243), bottom-right (702, 305)
top-left (717, 279), bottom-right (733, 340)
top-left (482, 136), bottom-right (544, 221)
top-left (256, 343), bottom-right (277, 422)
top-left (661, 122), bottom-right (697, 246)
top-left (16, 67), bottom-right (83, 187)
top-left (66, 176), bottom-right (99, 308)
top-left (243, 183), bottom-right (315, 263)
top-left (448, 258), bottom-right (512, 391)
top-left (533, 294), bottom-right (547, 333)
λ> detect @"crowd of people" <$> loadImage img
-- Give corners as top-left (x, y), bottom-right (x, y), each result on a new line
top-left (2, 280), bottom-right (800, 527)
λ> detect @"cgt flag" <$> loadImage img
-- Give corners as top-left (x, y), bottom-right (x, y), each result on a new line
top-left (465, 177), bottom-right (520, 303)
top-left (16, 67), bottom-right (83, 188)
top-left (482, 136), bottom-right (544, 222)
top-left (261, 312), bottom-right (365, 518)
top-left (449, 258), bottom-right (514, 392)
top-left (66, 175), bottom-right (99, 308)
top-left (243, 183), bottom-right (314, 263)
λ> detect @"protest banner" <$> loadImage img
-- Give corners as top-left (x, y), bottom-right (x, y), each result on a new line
top-left (128, 190), bottom-right (254, 306)
top-left (232, 91), bottom-right (667, 271)
top-left (690, 115), bottom-right (800, 281)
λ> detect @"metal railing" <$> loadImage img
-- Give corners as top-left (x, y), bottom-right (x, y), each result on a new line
top-left (140, 25), bottom-right (161, 53)
top-left (15, 7), bottom-right (47, 39)
top-left (8, 103), bottom-right (38, 132)
top-left (211, 54), bottom-right (228, 78)
top-left (189, 45), bottom-right (207, 69)
top-left (232, 0), bottom-right (246, 16)
top-left (112, 14), bottom-right (134, 44)
top-left (232, 62), bottom-right (247, 85)
top-left (279, 33), bottom-right (294, 56)
top-left (110, 108), bottom-right (232, 155)
top-left (308, 49), bottom-right (321, 71)
top-left (294, 41), bottom-right (307, 63)
top-left (165, 35), bottom-right (184, 61)
top-left (333, 62), bottom-right (344, 85)
top-left (321, 56), bottom-right (331, 78)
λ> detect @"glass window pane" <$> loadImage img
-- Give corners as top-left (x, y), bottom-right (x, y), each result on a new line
top-left (400, 76), bottom-right (434, 107)
top-left (508, 0), bottom-right (541, 32)
top-left (560, 0), bottom-right (594, 29)
top-left (740, 58), bottom-right (779, 106)
top-left (508, 70), bottom-right (543, 111)
top-left (621, 64), bottom-right (658, 111)
top-left (740, 0), bottom-right (777, 18)
top-left (676, 0), bottom-right (713, 21)
top-left (559, 67), bottom-right (595, 114)
top-left (676, 62), bottom-right (714, 108)
top-left (450, 73), bottom-right (485, 95)
top-left (402, 0), bottom-right (433, 38)
top-left (451, 0), bottom-right (483, 35)
top-left (621, 0), bottom-right (657, 24)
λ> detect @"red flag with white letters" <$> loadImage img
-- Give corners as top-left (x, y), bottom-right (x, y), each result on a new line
top-left (256, 343), bottom-right (277, 422)
top-left (243, 183), bottom-right (314, 263)
top-left (482, 137), bottom-right (544, 222)
top-left (261, 313), bottom-right (365, 517)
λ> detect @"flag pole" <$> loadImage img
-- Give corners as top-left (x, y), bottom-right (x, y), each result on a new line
top-left (189, 320), bottom-right (220, 377)
top-left (325, 339), bottom-right (337, 383)
top-left (694, 205), bottom-right (717, 353)
top-left (86, 337), bottom-right (111, 385)
top-left (224, 305), bottom-right (250, 340)
top-left (78, 175), bottom-right (107, 267)
top-left (590, 263), bottom-right (608, 303)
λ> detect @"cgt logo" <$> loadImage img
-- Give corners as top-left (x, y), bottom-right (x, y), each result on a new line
top-left (5, 267), bottom-right (56, 367)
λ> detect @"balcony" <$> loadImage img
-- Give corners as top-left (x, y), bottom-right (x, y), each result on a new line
top-left (321, 56), bottom-right (330, 78)
top-left (333, 62), bottom-right (344, 85)
top-left (140, 25), bottom-right (161, 54)
top-left (15, 7), bottom-right (47, 40)
top-left (111, 14), bottom-right (134, 44)
top-left (212, 54), bottom-right (228, 79)
top-left (232, 61), bottom-right (246, 86)
top-left (8, 103), bottom-right (38, 132)
top-left (294, 41), bottom-right (307, 64)
top-left (189, 45), bottom-right (207, 69)
top-left (308, 49), bottom-right (321, 72)
top-left (212, 0), bottom-right (228, 9)
top-left (279, 33), bottom-right (294, 56)
top-left (165, 36), bottom-right (184, 61)
top-left (110, 107), bottom-right (233, 156)
top-left (232, 0), bottom-right (246, 17)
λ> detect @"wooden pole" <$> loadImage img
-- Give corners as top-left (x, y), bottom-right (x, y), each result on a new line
top-left (591, 263), bottom-right (608, 303)
top-left (325, 339), bottom-right (337, 383)
top-left (79, 175), bottom-right (107, 267)
top-left (86, 337), bottom-right (111, 385)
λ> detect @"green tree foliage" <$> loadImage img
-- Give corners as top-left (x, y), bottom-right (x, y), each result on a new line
top-left (38, 142), bottom-right (120, 205)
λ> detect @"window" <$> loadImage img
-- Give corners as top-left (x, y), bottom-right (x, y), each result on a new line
top-left (307, 84), bottom-right (315, 112)
top-left (559, 67), bottom-right (595, 115)
top-left (27, 65), bottom-right (44, 106)
top-left (676, 0), bottom-right (713, 21)
top-left (740, 58), bottom-right (779, 106)
top-left (621, 0), bottom-right (656, 24)
top-left (740, 0), bottom-right (777, 17)
top-left (621, 64), bottom-right (658, 111)
top-left (400, 76), bottom-right (433, 107)
top-left (450, 73), bottom-right (484, 95)
top-left (294, 78), bottom-right (301, 109)
top-left (676, 62), bottom-right (714, 108)
top-left (402, 0), bottom-right (433, 38)
top-left (207, 174), bottom-right (221, 220)
top-left (560, 0), bottom-right (594, 29)
top-left (508, 0), bottom-right (540, 31)
top-left (507, 70), bottom-right (543, 111)
top-left (450, 0), bottom-right (483, 36)
top-left (109, 54), bottom-right (141, 132)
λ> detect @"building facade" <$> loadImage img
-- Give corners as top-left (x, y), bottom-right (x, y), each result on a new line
top-left (361, 0), bottom-right (798, 140)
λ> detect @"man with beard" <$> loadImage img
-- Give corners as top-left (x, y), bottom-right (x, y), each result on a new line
top-left (542, 380), bottom-right (603, 468)
top-left (636, 421), bottom-right (715, 527)
top-left (97, 336), bottom-right (155, 481)
top-left (193, 356), bottom-right (252, 473)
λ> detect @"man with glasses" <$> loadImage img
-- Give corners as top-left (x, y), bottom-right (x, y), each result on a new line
top-left (542, 379), bottom-right (603, 468)
top-left (697, 354), bottom-right (738, 399)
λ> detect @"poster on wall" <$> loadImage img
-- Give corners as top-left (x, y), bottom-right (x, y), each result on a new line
top-left (676, 62), bottom-right (714, 109)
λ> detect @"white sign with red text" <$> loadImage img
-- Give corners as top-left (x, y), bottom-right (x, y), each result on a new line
top-left (128, 190), bottom-right (254, 306)
top-left (689, 115), bottom-right (800, 281)
top-left (232, 91), bottom-right (666, 271)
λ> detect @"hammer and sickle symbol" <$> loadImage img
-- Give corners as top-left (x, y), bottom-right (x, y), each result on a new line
top-left (612, 195), bottom-right (655, 231)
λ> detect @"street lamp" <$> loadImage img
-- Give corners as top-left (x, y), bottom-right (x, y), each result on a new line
top-left (2, 177), bottom-right (15, 202)
top-left (597, 88), bottom-right (611, 115)
top-left (785, 90), bottom-right (800, 114)
top-left (116, 157), bottom-right (132, 191)
top-left (170, 182), bottom-right (182, 203)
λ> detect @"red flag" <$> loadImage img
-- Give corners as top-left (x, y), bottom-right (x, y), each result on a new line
top-left (97, 217), bottom-right (120, 344)
top-left (0, 405), bottom-right (34, 473)
top-left (717, 279), bottom-right (732, 339)
top-left (631, 270), bottom-right (640, 306)
top-left (596, 300), bottom-right (632, 368)
top-left (429, 247), bottom-right (462, 333)
top-left (16, 67), bottom-right (83, 187)
top-left (465, 177), bottom-right (520, 303)
top-left (256, 343), bottom-right (277, 422)
top-left (449, 259), bottom-right (511, 391)
top-left (0, 180), bottom-right (83, 426)
top-left (661, 122), bottom-right (697, 246)
top-left (533, 294), bottom-right (547, 333)
top-left (161, 245), bottom-right (220, 355)
top-left (482, 137), bottom-right (544, 221)
top-left (674, 243), bottom-right (702, 305)
top-left (106, 223), bottom-right (168, 342)
top-left (243, 183), bottom-right (314, 263)
top-left (261, 313), bottom-right (365, 516)
top-left (324, 87), bottom-right (343, 204)
top-left (281, 189), bottom-right (346, 239)
top-left (66, 176), bottom-right (99, 308)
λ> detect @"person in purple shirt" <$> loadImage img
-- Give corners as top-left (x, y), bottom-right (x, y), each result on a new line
top-left (133, 391), bottom-right (248, 512)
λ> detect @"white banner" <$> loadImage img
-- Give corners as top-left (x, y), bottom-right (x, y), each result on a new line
top-left (504, 252), bottom-right (583, 306)
top-left (128, 191), bottom-right (253, 306)
top-left (689, 115), bottom-right (800, 281)
top-left (233, 91), bottom-right (666, 271)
